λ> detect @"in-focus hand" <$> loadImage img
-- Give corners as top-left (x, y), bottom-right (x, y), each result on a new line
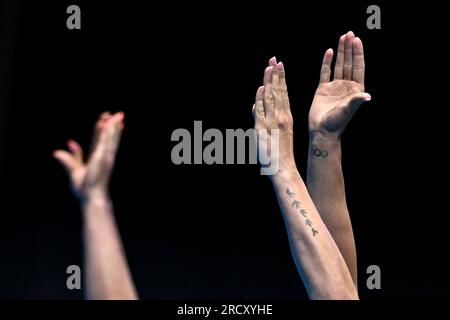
top-left (53, 112), bottom-right (124, 200)
top-left (253, 57), bottom-right (297, 179)
top-left (309, 31), bottom-right (371, 139)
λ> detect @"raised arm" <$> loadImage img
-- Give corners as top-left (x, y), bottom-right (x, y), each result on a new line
top-left (307, 32), bottom-right (371, 285)
top-left (253, 57), bottom-right (357, 299)
top-left (53, 112), bottom-right (137, 300)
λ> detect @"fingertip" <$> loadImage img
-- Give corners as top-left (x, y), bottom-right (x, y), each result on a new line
top-left (67, 140), bottom-right (75, 148)
top-left (346, 31), bottom-right (355, 38)
top-left (99, 111), bottom-right (112, 118)
top-left (67, 139), bottom-right (79, 149)
top-left (264, 66), bottom-right (273, 78)
top-left (116, 111), bottom-right (125, 121)
top-left (257, 85), bottom-right (265, 96)
top-left (326, 48), bottom-right (333, 57)
top-left (269, 56), bottom-right (277, 66)
top-left (365, 93), bottom-right (372, 101)
top-left (353, 37), bottom-right (363, 47)
top-left (277, 62), bottom-right (284, 72)
top-left (272, 62), bottom-right (278, 73)
top-left (53, 150), bottom-right (66, 161)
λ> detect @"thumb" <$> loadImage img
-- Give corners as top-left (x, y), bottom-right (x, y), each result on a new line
top-left (347, 92), bottom-right (371, 111)
top-left (53, 150), bottom-right (78, 173)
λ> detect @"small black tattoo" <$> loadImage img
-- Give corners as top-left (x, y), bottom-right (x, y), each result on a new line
top-left (292, 200), bottom-right (301, 209)
top-left (287, 186), bottom-right (317, 238)
top-left (312, 144), bottom-right (328, 158)
top-left (286, 188), bottom-right (296, 198)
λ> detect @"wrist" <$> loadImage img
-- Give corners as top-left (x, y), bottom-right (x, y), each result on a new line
top-left (309, 129), bottom-right (341, 144)
top-left (308, 132), bottom-right (342, 162)
top-left (309, 131), bottom-right (341, 150)
top-left (81, 188), bottom-right (110, 204)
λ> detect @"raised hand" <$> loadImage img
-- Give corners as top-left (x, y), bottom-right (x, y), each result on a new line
top-left (53, 111), bottom-right (137, 300)
top-left (53, 112), bottom-right (124, 200)
top-left (253, 57), bottom-right (358, 299)
top-left (253, 57), bottom-right (297, 179)
top-left (309, 31), bottom-right (371, 138)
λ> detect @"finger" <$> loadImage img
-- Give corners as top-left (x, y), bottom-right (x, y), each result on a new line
top-left (269, 56), bottom-right (277, 67)
top-left (253, 86), bottom-right (265, 121)
top-left (94, 116), bottom-right (116, 156)
top-left (96, 112), bottom-right (112, 131)
top-left (67, 139), bottom-right (84, 164)
top-left (341, 92), bottom-right (372, 118)
top-left (334, 34), bottom-right (346, 79)
top-left (272, 64), bottom-right (283, 114)
top-left (99, 111), bottom-right (112, 120)
top-left (277, 62), bottom-right (290, 112)
top-left (263, 66), bottom-right (275, 117)
top-left (343, 31), bottom-right (355, 80)
top-left (53, 150), bottom-right (79, 173)
top-left (272, 62), bottom-right (280, 94)
top-left (319, 49), bottom-right (333, 84)
top-left (352, 37), bottom-right (365, 84)
top-left (91, 112), bottom-right (113, 155)
top-left (278, 61), bottom-right (288, 94)
top-left (106, 112), bottom-right (124, 161)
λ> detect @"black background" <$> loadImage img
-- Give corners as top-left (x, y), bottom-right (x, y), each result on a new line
top-left (0, 0), bottom-right (448, 299)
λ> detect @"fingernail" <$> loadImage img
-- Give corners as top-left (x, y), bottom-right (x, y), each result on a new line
top-left (365, 94), bottom-right (372, 101)
top-left (115, 112), bottom-right (124, 120)
top-left (277, 62), bottom-right (284, 71)
top-left (269, 56), bottom-right (277, 65)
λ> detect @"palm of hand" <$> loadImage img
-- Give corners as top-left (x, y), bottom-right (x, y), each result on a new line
top-left (308, 32), bottom-right (370, 137)
top-left (309, 80), bottom-right (364, 134)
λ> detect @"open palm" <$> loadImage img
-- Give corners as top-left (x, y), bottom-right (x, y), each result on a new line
top-left (309, 32), bottom-right (371, 137)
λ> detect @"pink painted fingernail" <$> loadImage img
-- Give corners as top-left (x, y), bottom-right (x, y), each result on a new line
top-left (277, 62), bottom-right (284, 71)
top-left (269, 56), bottom-right (277, 66)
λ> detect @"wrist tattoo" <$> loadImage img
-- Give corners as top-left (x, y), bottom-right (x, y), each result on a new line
top-left (312, 144), bottom-right (328, 158)
top-left (285, 187), bottom-right (318, 237)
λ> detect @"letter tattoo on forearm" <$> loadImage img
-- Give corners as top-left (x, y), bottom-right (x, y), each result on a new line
top-left (286, 187), bottom-right (319, 237)
top-left (312, 144), bottom-right (328, 158)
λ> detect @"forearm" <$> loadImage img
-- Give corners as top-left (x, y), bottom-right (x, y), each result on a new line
top-left (82, 192), bottom-right (137, 300)
top-left (306, 133), bottom-right (357, 284)
top-left (272, 171), bottom-right (358, 300)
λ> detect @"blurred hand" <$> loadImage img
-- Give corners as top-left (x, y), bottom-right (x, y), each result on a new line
top-left (53, 112), bottom-right (124, 200)
top-left (309, 31), bottom-right (371, 139)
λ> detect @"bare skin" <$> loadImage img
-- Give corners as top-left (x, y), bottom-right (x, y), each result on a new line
top-left (307, 31), bottom-right (370, 286)
top-left (253, 58), bottom-right (358, 300)
top-left (54, 112), bottom-right (138, 300)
